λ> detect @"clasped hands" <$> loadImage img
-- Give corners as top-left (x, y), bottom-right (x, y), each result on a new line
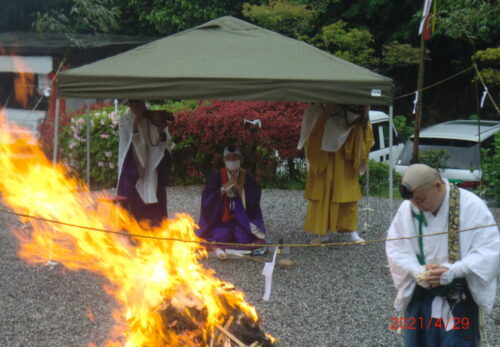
top-left (417, 264), bottom-right (450, 288)
top-left (221, 176), bottom-right (242, 196)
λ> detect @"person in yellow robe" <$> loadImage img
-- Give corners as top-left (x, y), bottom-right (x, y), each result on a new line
top-left (297, 103), bottom-right (374, 244)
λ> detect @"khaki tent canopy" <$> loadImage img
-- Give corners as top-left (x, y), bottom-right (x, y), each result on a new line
top-left (57, 16), bottom-right (393, 105)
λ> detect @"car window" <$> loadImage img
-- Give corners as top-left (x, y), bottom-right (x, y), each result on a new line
top-left (380, 122), bottom-right (400, 146)
top-left (372, 123), bottom-right (382, 150)
top-left (381, 123), bottom-right (389, 148)
top-left (397, 138), bottom-right (480, 169)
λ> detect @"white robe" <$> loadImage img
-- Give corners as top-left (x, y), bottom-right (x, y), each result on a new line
top-left (386, 180), bottom-right (499, 315)
top-left (117, 111), bottom-right (174, 204)
top-left (297, 103), bottom-right (360, 153)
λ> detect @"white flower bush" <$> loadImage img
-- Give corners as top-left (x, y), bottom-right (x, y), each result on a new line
top-left (60, 105), bottom-right (128, 189)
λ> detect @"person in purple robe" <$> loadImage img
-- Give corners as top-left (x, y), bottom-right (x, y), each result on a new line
top-left (116, 100), bottom-right (174, 226)
top-left (197, 146), bottom-right (267, 259)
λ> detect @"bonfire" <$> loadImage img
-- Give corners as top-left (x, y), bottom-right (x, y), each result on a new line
top-left (0, 55), bottom-right (276, 347)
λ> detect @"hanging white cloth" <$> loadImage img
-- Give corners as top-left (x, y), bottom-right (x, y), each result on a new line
top-left (297, 103), bottom-right (360, 153)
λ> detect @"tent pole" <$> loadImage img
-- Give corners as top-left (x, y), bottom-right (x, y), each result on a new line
top-left (51, 98), bottom-right (60, 167)
top-left (86, 101), bottom-right (91, 186)
top-left (389, 105), bottom-right (394, 218)
top-left (48, 97), bottom-right (60, 267)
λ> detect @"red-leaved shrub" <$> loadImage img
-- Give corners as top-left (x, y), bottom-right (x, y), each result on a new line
top-left (169, 100), bottom-right (308, 184)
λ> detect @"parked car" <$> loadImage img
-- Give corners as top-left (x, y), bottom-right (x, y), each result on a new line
top-left (395, 120), bottom-right (500, 187)
top-left (368, 110), bottom-right (404, 164)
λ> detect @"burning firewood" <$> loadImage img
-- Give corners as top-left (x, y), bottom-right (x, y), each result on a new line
top-left (157, 286), bottom-right (275, 347)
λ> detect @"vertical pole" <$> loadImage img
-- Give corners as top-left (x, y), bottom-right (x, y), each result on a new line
top-left (86, 101), bottom-right (91, 187)
top-left (364, 154), bottom-right (371, 231)
top-left (389, 106), bottom-right (394, 218)
top-left (47, 97), bottom-right (60, 267)
top-left (51, 98), bottom-right (60, 167)
top-left (412, 34), bottom-right (426, 163)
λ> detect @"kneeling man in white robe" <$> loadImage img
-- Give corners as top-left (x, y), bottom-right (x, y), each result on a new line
top-left (386, 164), bottom-right (499, 347)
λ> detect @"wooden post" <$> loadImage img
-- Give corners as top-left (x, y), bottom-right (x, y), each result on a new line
top-left (412, 34), bottom-right (426, 163)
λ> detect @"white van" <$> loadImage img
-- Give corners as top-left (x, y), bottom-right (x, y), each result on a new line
top-left (395, 120), bottom-right (500, 187)
top-left (368, 110), bottom-right (404, 164)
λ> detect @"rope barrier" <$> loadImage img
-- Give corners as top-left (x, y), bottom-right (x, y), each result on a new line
top-left (0, 207), bottom-right (498, 249)
top-left (393, 66), bottom-right (474, 100)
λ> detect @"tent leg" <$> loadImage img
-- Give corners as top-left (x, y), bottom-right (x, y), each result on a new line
top-left (86, 101), bottom-right (91, 187)
top-left (47, 98), bottom-right (60, 267)
top-left (51, 98), bottom-right (60, 167)
top-left (389, 105), bottom-right (394, 220)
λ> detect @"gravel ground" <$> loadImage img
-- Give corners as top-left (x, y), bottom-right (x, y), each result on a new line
top-left (0, 186), bottom-right (498, 347)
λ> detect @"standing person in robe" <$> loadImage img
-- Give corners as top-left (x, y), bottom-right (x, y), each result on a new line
top-left (386, 164), bottom-right (499, 347)
top-left (297, 103), bottom-right (374, 244)
top-left (197, 146), bottom-right (267, 259)
top-left (117, 100), bottom-right (174, 226)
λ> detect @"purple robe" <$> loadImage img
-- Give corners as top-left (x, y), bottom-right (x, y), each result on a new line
top-left (117, 147), bottom-right (171, 226)
top-left (197, 170), bottom-right (267, 249)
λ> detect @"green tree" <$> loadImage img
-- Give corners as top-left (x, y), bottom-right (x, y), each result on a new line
top-left (0, 0), bottom-right (71, 32)
top-left (298, 0), bottom-right (420, 44)
top-left (382, 41), bottom-right (420, 69)
top-left (393, 115), bottom-right (415, 143)
top-left (479, 132), bottom-right (500, 206)
top-left (436, 0), bottom-right (499, 46)
top-left (243, 1), bottom-right (378, 67)
top-left (242, 0), bottom-right (317, 38)
top-left (472, 47), bottom-right (500, 86)
top-left (33, 0), bottom-right (120, 34)
top-left (312, 20), bottom-right (378, 67)
top-left (126, 0), bottom-right (257, 35)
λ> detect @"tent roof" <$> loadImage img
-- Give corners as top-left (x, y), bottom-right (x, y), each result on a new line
top-left (58, 16), bottom-right (393, 105)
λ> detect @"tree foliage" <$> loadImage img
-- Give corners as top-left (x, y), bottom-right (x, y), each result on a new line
top-left (436, 0), bottom-right (500, 44)
top-left (472, 47), bottom-right (500, 86)
top-left (242, 0), bottom-right (317, 38)
top-left (126, 0), bottom-right (254, 35)
top-left (243, 1), bottom-right (378, 67)
top-left (312, 20), bottom-right (378, 67)
top-left (382, 41), bottom-right (420, 69)
top-left (4, 0), bottom-right (498, 124)
top-left (479, 132), bottom-right (500, 206)
top-left (32, 0), bottom-right (120, 34)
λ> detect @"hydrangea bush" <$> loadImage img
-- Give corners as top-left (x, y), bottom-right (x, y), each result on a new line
top-left (60, 105), bottom-right (127, 189)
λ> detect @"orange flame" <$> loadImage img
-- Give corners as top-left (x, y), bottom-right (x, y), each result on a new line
top-left (0, 112), bottom-right (265, 345)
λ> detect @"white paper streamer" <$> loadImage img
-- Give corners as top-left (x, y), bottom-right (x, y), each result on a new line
top-left (418, 0), bottom-right (433, 35)
top-left (43, 86), bottom-right (51, 97)
top-left (114, 99), bottom-right (118, 115)
top-left (262, 246), bottom-right (278, 301)
top-left (480, 87), bottom-right (488, 108)
top-left (412, 91), bottom-right (419, 114)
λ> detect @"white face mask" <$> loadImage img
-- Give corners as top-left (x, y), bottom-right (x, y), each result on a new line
top-left (225, 160), bottom-right (240, 171)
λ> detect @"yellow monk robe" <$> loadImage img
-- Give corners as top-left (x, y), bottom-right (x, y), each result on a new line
top-left (303, 114), bottom-right (374, 235)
